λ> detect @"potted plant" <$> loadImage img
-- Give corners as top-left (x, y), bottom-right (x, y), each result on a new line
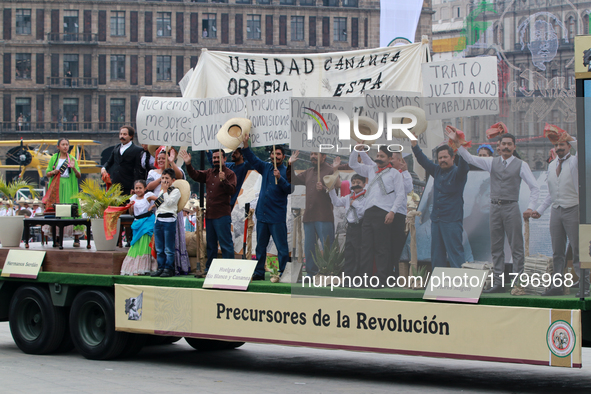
top-left (0, 177), bottom-right (36, 247)
top-left (312, 237), bottom-right (344, 287)
top-left (74, 179), bottom-right (129, 251)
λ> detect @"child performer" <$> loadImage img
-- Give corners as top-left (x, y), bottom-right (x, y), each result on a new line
top-left (151, 169), bottom-right (181, 278)
top-left (120, 180), bottom-right (158, 275)
top-left (328, 174), bottom-right (368, 278)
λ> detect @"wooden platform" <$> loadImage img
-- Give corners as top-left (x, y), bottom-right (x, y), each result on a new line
top-left (0, 241), bottom-right (127, 275)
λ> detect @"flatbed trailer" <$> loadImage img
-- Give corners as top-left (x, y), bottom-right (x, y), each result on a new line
top-left (0, 245), bottom-right (589, 368)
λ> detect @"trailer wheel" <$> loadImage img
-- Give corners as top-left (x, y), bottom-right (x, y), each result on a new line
top-left (9, 285), bottom-right (67, 355)
top-left (70, 289), bottom-right (129, 360)
top-left (184, 337), bottom-right (244, 351)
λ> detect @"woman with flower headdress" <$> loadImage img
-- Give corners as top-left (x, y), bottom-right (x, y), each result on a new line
top-left (146, 146), bottom-right (190, 275)
top-left (44, 138), bottom-right (82, 246)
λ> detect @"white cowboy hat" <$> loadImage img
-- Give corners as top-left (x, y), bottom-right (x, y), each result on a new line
top-left (172, 179), bottom-right (191, 213)
top-left (350, 116), bottom-right (379, 144)
top-left (217, 118), bottom-right (251, 151)
top-left (323, 170), bottom-right (340, 192)
top-left (390, 106), bottom-right (428, 139)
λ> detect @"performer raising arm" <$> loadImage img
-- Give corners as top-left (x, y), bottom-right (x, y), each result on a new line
top-left (448, 127), bottom-right (539, 294)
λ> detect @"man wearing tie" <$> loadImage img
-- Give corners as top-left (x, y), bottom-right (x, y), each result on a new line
top-left (449, 129), bottom-right (539, 294)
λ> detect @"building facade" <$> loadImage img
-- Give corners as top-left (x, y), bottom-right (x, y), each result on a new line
top-left (0, 0), bottom-right (380, 167)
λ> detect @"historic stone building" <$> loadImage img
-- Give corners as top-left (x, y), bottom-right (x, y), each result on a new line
top-left (0, 0), bottom-right (381, 168)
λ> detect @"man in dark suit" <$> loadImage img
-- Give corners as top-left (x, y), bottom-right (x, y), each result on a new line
top-left (101, 125), bottom-right (144, 194)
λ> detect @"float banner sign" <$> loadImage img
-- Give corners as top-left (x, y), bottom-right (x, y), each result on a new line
top-left (115, 284), bottom-right (582, 368)
top-left (421, 56), bottom-right (499, 120)
top-left (1, 250), bottom-right (45, 279)
top-left (190, 96), bottom-right (247, 151)
top-left (423, 268), bottom-right (487, 303)
top-left (182, 44), bottom-right (428, 99)
top-left (246, 92), bottom-right (291, 147)
top-left (203, 259), bottom-right (257, 291)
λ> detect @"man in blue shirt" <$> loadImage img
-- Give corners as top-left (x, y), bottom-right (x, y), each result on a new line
top-left (241, 135), bottom-right (291, 280)
top-left (411, 139), bottom-right (469, 268)
top-left (207, 148), bottom-right (253, 207)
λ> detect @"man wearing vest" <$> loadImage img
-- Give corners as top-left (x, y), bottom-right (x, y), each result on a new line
top-left (411, 140), bottom-right (470, 268)
top-left (349, 146), bottom-right (407, 286)
top-left (531, 125), bottom-right (589, 297)
top-left (101, 126), bottom-right (144, 195)
top-left (450, 130), bottom-right (539, 294)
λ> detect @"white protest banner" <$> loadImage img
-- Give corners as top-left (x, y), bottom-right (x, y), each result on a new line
top-left (190, 96), bottom-right (247, 151)
top-left (421, 56), bottom-right (499, 120)
top-left (136, 97), bottom-right (193, 146)
top-left (246, 92), bottom-right (291, 147)
top-left (290, 98), bottom-right (353, 151)
top-left (183, 44), bottom-right (428, 99)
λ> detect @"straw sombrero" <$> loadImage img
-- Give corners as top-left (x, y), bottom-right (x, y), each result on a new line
top-left (148, 145), bottom-right (161, 157)
top-left (350, 116), bottom-right (379, 144)
top-left (172, 179), bottom-right (191, 213)
top-left (390, 106), bottom-right (428, 139)
top-left (217, 118), bottom-right (251, 151)
top-left (323, 170), bottom-right (340, 192)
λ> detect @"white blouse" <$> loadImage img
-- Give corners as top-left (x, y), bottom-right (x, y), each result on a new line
top-left (130, 192), bottom-right (155, 216)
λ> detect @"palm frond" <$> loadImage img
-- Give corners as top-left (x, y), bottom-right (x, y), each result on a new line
top-left (74, 179), bottom-right (129, 218)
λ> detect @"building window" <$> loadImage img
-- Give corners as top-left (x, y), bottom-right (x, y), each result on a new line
top-left (236, 0), bottom-right (252, 3)
top-left (342, 0), bottom-right (358, 6)
top-left (63, 54), bottom-right (79, 86)
top-left (110, 99), bottom-right (126, 130)
top-left (157, 56), bottom-right (171, 81)
top-left (15, 54), bottom-right (31, 80)
top-left (64, 10), bottom-right (79, 41)
top-left (280, 0), bottom-right (296, 4)
top-left (63, 98), bottom-right (79, 131)
top-left (111, 11), bottom-right (125, 36)
top-left (157, 12), bottom-right (172, 37)
top-left (323, 0), bottom-right (338, 5)
top-left (15, 98), bottom-right (31, 131)
top-left (247, 15), bottom-right (261, 40)
top-left (567, 16), bottom-right (575, 42)
top-left (291, 16), bottom-right (304, 41)
top-left (16, 9), bottom-right (32, 35)
top-left (301, 0), bottom-right (315, 4)
top-left (334, 17), bottom-right (347, 42)
top-left (202, 14), bottom-right (217, 38)
top-left (111, 55), bottom-right (125, 80)
top-left (454, 6), bottom-right (461, 18)
top-left (257, 0), bottom-right (271, 3)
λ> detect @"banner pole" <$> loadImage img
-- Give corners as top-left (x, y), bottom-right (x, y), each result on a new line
top-left (273, 144), bottom-right (277, 185)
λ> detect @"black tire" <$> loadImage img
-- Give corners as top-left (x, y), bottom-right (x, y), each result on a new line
top-left (8, 285), bottom-right (67, 355)
top-left (54, 307), bottom-right (75, 353)
top-left (119, 334), bottom-right (147, 358)
top-left (69, 289), bottom-right (129, 360)
top-left (184, 337), bottom-right (245, 351)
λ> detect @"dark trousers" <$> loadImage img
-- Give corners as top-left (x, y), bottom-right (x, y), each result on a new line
top-left (154, 220), bottom-right (176, 271)
top-left (205, 215), bottom-right (234, 270)
top-left (361, 207), bottom-right (406, 284)
top-left (254, 221), bottom-right (289, 278)
top-left (343, 221), bottom-right (363, 277)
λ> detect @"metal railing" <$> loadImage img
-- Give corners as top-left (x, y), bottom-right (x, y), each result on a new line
top-left (1, 121), bottom-right (137, 133)
top-left (47, 33), bottom-right (98, 43)
top-left (46, 77), bottom-right (98, 89)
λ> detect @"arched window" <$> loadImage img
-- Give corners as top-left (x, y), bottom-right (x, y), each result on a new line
top-left (567, 16), bottom-right (575, 41)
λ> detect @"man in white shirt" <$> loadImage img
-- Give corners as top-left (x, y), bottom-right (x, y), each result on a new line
top-left (329, 174), bottom-right (368, 278)
top-left (449, 130), bottom-right (539, 294)
top-left (151, 169), bottom-right (181, 278)
top-left (349, 145), bottom-right (407, 287)
top-left (532, 129), bottom-right (588, 297)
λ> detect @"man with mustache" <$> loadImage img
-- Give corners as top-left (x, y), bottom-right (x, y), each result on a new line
top-left (181, 149), bottom-right (237, 273)
top-left (242, 135), bottom-right (291, 281)
top-left (207, 148), bottom-right (253, 207)
top-left (531, 126), bottom-right (588, 297)
top-left (290, 151), bottom-right (335, 277)
top-left (349, 145), bottom-right (406, 286)
top-left (450, 129), bottom-right (539, 294)
top-left (101, 126), bottom-right (144, 195)
top-left (411, 138), bottom-right (469, 268)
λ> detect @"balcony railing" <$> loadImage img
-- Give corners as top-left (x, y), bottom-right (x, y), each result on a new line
top-left (46, 77), bottom-right (98, 89)
top-left (1, 121), bottom-right (137, 133)
top-left (47, 33), bottom-right (98, 43)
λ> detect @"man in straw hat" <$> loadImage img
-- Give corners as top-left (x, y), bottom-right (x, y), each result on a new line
top-left (242, 134), bottom-right (291, 281)
top-left (449, 128), bottom-right (539, 294)
top-left (349, 145), bottom-right (407, 286)
top-left (180, 149), bottom-right (237, 273)
top-left (289, 151), bottom-right (335, 277)
top-left (531, 124), bottom-right (589, 297)
top-left (411, 137), bottom-right (469, 268)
